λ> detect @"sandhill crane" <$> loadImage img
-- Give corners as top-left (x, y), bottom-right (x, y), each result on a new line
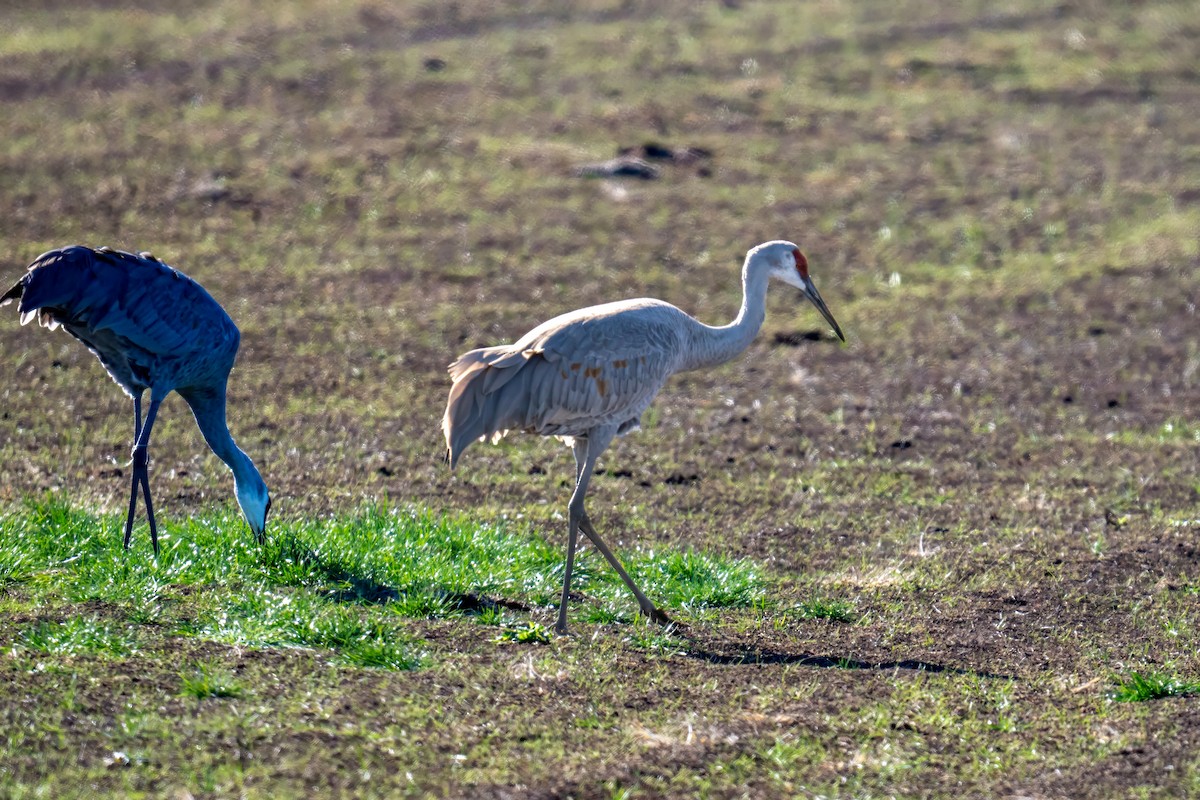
top-left (2, 245), bottom-right (270, 554)
top-left (443, 240), bottom-right (844, 634)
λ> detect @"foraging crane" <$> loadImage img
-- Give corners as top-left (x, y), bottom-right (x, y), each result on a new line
top-left (2, 245), bottom-right (270, 554)
top-left (443, 240), bottom-right (844, 634)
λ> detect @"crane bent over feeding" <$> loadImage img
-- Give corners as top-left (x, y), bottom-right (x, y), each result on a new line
top-left (442, 240), bottom-right (845, 634)
top-left (2, 245), bottom-right (271, 553)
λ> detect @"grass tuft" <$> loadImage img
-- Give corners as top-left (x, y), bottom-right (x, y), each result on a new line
top-left (0, 547), bottom-right (33, 586)
top-left (579, 605), bottom-right (627, 625)
top-left (341, 638), bottom-right (425, 670)
top-left (793, 597), bottom-right (856, 623)
top-left (496, 621), bottom-right (553, 645)
top-left (1109, 671), bottom-right (1200, 702)
top-left (473, 606), bottom-right (506, 626)
top-left (179, 664), bottom-right (245, 699)
top-left (623, 622), bottom-right (688, 657)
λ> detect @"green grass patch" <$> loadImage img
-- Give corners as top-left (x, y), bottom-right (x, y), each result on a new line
top-left (0, 496), bottom-right (766, 670)
top-left (631, 548), bottom-right (765, 610)
top-left (14, 615), bottom-right (138, 659)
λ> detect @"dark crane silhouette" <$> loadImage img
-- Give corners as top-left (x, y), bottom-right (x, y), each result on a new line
top-left (2, 246), bottom-right (270, 553)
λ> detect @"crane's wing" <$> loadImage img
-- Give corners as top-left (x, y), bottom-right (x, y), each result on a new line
top-left (4, 246), bottom-right (240, 361)
top-left (443, 299), bottom-right (687, 466)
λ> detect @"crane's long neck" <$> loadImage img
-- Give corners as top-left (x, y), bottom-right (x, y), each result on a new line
top-left (180, 386), bottom-right (262, 490)
top-left (679, 259), bottom-right (770, 372)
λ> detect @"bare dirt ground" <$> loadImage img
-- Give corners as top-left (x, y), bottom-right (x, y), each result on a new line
top-left (0, 0), bottom-right (1198, 796)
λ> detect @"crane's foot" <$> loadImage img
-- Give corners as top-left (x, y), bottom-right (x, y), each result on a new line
top-left (643, 606), bottom-right (672, 626)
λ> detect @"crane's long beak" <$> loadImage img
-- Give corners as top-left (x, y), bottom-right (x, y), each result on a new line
top-left (801, 276), bottom-right (845, 342)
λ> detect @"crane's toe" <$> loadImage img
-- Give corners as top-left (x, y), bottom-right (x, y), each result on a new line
top-left (645, 606), bottom-right (672, 626)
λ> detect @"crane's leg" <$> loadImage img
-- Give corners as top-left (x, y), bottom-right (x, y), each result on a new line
top-left (556, 431), bottom-right (616, 634)
top-left (123, 394), bottom-right (144, 551)
top-left (125, 394), bottom-right (164, 556)
top-left (555, 437), bottom-right (594, 635)
top-left (577, 512), bottom-right (669, 625)
top-left (556, 429), bottom-right (667, 633)
top-left (572, 430), bottom-right (666, 623)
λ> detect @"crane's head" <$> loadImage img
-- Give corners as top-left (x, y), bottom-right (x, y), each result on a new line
top-left (234, 468), bottom-right (271, 544)
top-left (750, 240), bottom-right (846, 342)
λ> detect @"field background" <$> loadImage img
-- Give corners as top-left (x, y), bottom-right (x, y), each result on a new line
top-left (1, 0), bottom-right (1199, 797)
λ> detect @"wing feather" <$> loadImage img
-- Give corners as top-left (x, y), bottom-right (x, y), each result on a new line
top-left (443, 299), bottom-right (688, 466)
top-left (17, 247), bottom-right (237, 350)
top-left (4, 246), bottom-right (241, 394)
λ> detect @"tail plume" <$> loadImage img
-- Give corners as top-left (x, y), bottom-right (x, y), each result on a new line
top-left (442, 345), bottom-right (530, 469)
top-left (0, 278), bottom-right (24, 307)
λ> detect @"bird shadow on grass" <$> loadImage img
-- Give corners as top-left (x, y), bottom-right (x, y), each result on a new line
top-left (264, 534), bottom-right (533, 613)
top-left (324, 582), bottom-right (534, 618)
top-left (261, 535), bottom-right (395, 602)
top-left (669, 626), bottom-right (1016, 680)
top-left (323, 583), bottom-right (533, 617)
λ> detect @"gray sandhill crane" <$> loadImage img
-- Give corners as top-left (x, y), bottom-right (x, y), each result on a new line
top-left (443, 240), bottom-right (844, 634)
top-left (2, 245), bottom-right (270, 554)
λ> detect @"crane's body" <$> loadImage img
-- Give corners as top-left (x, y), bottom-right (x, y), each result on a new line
top-left (2, 245), bottom-right (270, 552)
top-left (446, 298), bottom-right (688, 454)
top-left (443, 240), bottom-right (844, 633)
